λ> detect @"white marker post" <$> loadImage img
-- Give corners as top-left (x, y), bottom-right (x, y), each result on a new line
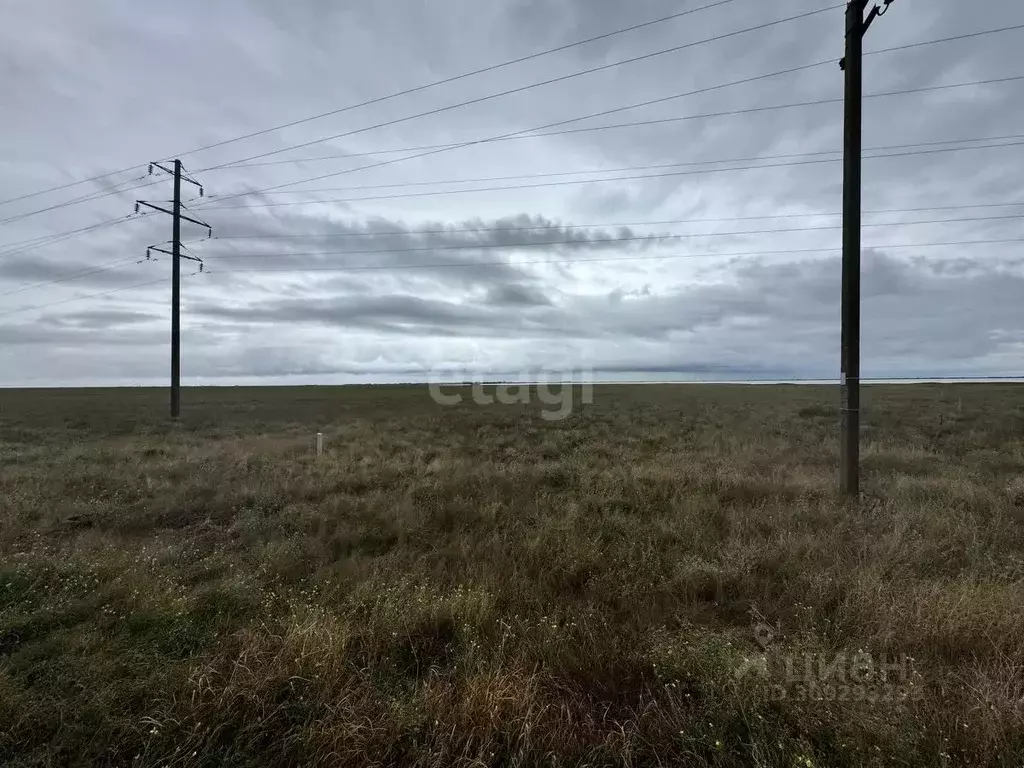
top-left (316, 432), bottom-right (324, 457)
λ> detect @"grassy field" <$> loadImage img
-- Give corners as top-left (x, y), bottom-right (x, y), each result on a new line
top-left (1, 383), bottom-right (1023, 767)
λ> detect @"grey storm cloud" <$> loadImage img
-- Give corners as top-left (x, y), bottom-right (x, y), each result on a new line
top-left (192, 210), bottom-right (675, 302)
top-left (200, 211), bottom-right (670, 263)
top-left (1, 0), bottom-right (1023, 385)
top-left (185, 250), bottom-right (1024, 373)
top-left (485, 284), bottom-right (553, 307)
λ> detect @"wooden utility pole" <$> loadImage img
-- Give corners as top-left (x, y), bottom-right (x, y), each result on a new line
top-left (136, 161), bottom-right (211, 419)
top-left (840, 0), bottom-right (893, 497)
top-left (171, 159), bottom-right (182, 418)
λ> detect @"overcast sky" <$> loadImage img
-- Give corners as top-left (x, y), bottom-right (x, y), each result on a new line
top-left (1, 0), bottom-right (1022, 386)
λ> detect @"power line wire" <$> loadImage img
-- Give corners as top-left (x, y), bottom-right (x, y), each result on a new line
top-left (200, 22), bottom-right (1024, 205)
top-left (198, 141), bottom-right (1024, 210)
top-left (196, 236), bottom-right (1024, 275)
top-left (208, 201), bottom-right (1024, 241)
top-left (194, 215), bottom-right (1024, 261)
top-left (0, 257), bottom-right (149, 299)
top-left (175, 0), bottom-right (747, 161)
top-left (0, 213), bottom-right (149, 261)
top-left (198, 4), bottom-right (844, 174)
top-left (3, 237), bottom-right (1020, 319)
top-left (208, 135), bottom-right (1024, 198)
top-left (211, 78), bottom-right (1024, 170)
top-left (7, 136), bottom-right (1021, 289)
top-left (0, 0), bottom-right (742, 209)
top-left (0, 176), bottom-right (171, 229)
top-left (0, 167), bottom-right (151, 211)
top-left (1, 216), bottom-right (134, 254)
top-left (0, 271), bottom-right (204, 319)
top-left (5, 197), bottom-right (1020, 262)
top-left (0, 170), bottom-right (206, 229)
top-left (0, 4), bottom-right (834, 226)
top-left (0, 190), bottom-right (200, 258)
top-left (0, 174), bottom-right (153, 228)
top-left (13, 22), bottom-right (1019, 227)
top-left (7, 208), bottom-right (1022, 299)
top-left (6, 16), bottom-right (1022, 222)
top-left (0, 167), bottom-right (209, 230)
top-left (33, 80), bottom-right (1002, 230)
top-left (8, 139), bottom-right (1020, 261)
top-left (0, 276), bottom-right (165, 318)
